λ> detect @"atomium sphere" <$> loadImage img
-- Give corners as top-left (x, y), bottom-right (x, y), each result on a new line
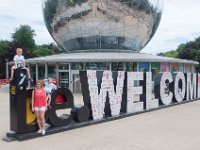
top-left (42, 0), bottom-right (163, 52)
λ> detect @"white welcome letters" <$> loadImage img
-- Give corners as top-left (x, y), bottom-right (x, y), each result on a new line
top-left (86, 71), bottom-right (198, 120)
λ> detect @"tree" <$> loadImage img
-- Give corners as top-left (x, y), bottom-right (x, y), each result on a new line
top-left (157, 50), bottom-right (177, 58)
top-left (32, 43), bottom-right (64, 57)
top-left (0, 40), bottom-right (16, 78)
top-left (33, 46), bottom-right (56, 57)
top-left (40, 43), bottom-right (64, 53)
top-left (12, 25), bottom-right (36, 51)
top-left (159, 36), bottom-right (200, 72)
top-left (177, 43), bottom-right (186, 52)
top-left (0, 25), bottom-right (64, 78)
top-left (0, 40), bottom-right (10, 55)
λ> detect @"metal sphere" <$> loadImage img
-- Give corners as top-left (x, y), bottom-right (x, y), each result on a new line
top-left (42, 0), bottom-right (163, 52)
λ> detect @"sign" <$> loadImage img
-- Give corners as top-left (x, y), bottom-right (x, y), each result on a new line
top-left (8, 70), bottom-right (200, 137)
top-left (81, 71), bottom-right (198, 120)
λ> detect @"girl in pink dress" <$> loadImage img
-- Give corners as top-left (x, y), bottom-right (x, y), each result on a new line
top-left (31, 80), bottom-right (48, 135)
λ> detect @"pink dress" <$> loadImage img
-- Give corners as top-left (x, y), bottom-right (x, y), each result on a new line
top-left (34, 89), bottom-right (46, 107)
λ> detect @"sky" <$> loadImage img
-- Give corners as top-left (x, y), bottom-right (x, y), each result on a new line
top-left (0, 0), bottom-right (200, 55)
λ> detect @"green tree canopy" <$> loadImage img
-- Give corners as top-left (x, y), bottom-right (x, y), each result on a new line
top-left (0, 40), bottom-right (10, 55)
top-left (32, 43), bottom-right (63, 57)
top-left (158, 36), bottom-right (200, 72)
top-left (12, 25), bottom-right (36, 51)
top-left (33, 46), bottom-right (56, 57)
top-left (0, 24), bottom-right (64, 78)
top-left (158, 50), bottom-right (178, 58)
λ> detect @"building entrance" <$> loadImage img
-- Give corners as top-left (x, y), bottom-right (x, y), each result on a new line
top-left (71, 70), bottom-right (81, 94)
top-left (58, 71), bottom-right (69, 88)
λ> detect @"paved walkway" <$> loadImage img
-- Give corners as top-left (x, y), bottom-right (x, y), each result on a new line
top-left (0, 85), bottom-right (200, 150)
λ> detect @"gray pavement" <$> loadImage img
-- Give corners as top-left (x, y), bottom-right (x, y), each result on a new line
top-left (0, 85), bottom-right (200, 150)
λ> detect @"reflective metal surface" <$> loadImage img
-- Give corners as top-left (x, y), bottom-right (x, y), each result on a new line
top-left (42, 0), bottom-right (163, 52)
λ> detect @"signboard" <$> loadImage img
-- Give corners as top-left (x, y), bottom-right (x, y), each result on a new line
top-left (7, 70), bottom-right (200, 141)
top-left (139, 62), bottom-right (150, 72)
top-left (161, 63), bottom-right (170, 72)
top-left (184, 64), bottom-right (191, 73)
top-left (171, 63), bottom-right (179, 72)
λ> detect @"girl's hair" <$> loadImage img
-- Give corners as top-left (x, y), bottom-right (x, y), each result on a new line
top-left (35, 80), bottom-right (43, 88)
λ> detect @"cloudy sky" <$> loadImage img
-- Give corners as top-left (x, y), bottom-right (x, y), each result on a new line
top-left (0, 0), bottom-right (200, 54)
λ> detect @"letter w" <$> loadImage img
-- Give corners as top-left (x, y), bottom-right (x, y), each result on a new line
top-left (87, 70), bottom-right (125, 120)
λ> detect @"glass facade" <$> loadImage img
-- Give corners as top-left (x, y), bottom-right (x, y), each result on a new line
top-left (85, 62), bottom-right (110, 70)
top-left (58, 72), bottom-right (69, 88)
top-left (59, 64), bottom-right (69, 70)
top-left (178, 63), bottom-right (184, 72)
top-left (38, 65), bottom-right (45, 80)
top-left (48, 65), bottom-right (56, 78)
top-left (30, 64), bottom-right (36, 85)
top-left (112, 62), bottom-right (124, 71)
top-left (42, 0), bottom-right (163, 52)
top-left (151, 62), bottom-right (160, 80)
top-left (126, 62), bottom-right (137, 71)
top-left (184, 64), bottom-right (191, 73)
top-left (71, 63), bottom-right (84, 70)
top-left (171, 63), bottom-right (179, 72)
top-left (139, 62), bottom-right (150, 72)
top-left (72, 74), bottom-right (82, 94)
top-left (161, 62), bottom-right (170, 72)
top-left (25, 61), bottom-right (196, 94)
